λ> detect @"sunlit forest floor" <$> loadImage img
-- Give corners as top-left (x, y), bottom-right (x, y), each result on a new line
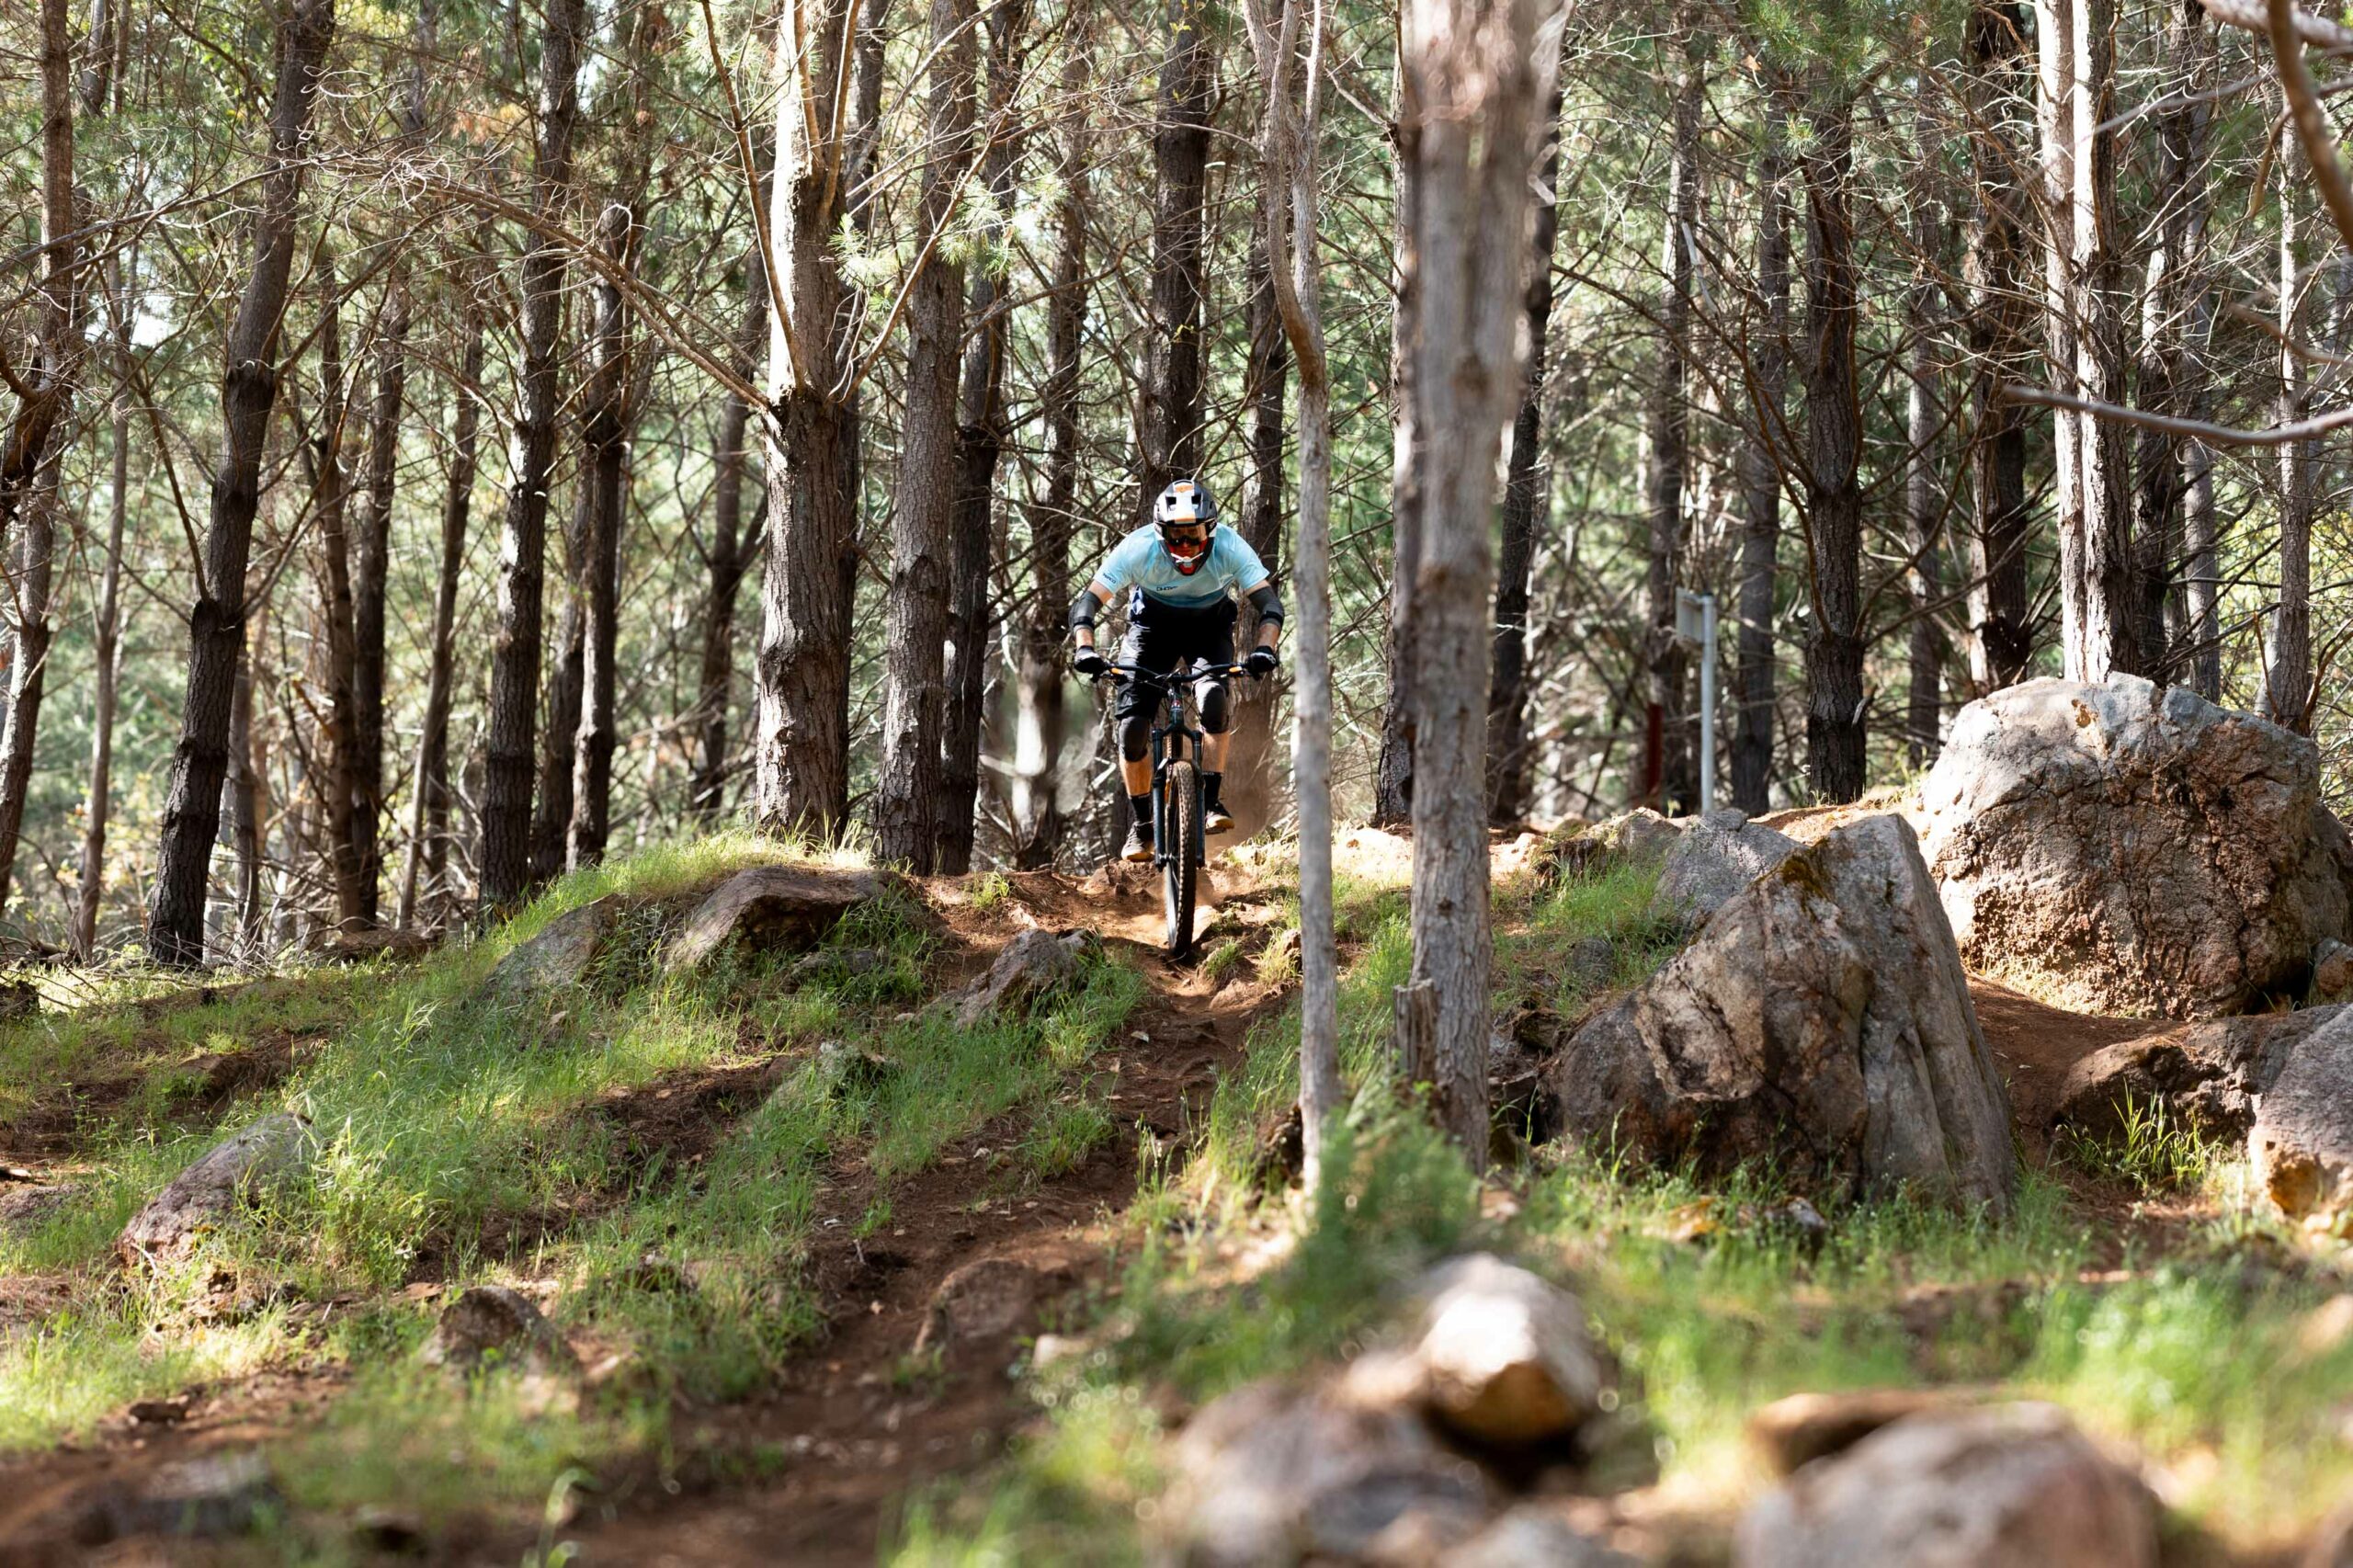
top-left (0, 824), bottom-right (2346, 1564)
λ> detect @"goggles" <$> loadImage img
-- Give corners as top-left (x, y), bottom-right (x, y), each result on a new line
top-left (1161, 527), bottom-right (1210, 560)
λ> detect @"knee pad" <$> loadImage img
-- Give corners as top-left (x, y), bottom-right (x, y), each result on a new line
top-left (1120, 715), bottom-right (1152, 763)
top-left (1199, 681), bottom-right (1230, 734)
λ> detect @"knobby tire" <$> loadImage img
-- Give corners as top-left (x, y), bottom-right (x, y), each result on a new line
top-left (1163, 760), bottom-right (1199, 957)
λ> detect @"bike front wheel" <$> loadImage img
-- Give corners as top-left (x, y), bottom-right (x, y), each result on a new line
top-left (1161, 760), bottom-right (1199, 957)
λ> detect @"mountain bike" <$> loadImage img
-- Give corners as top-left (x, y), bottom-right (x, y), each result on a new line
top-left (1095, 659), bottom-right (1252, 957)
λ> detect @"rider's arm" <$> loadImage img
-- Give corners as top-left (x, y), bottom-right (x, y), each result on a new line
top-left (1245, 581), bottom-right (1284, 651)
top-left (1068, 584), bottom-right (1111, 651)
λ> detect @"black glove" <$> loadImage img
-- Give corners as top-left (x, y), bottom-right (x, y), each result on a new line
top-left (1073, 647), bottom-right (1109, 679)
top-left (1245, 646), bottom-right (1279, 680)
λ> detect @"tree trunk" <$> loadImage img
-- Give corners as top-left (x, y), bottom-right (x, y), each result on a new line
top-left (0, 0), bottom-right (83, 562)
top-left (1247, 0), bottom-right (1334, 1187)
top-left (755, 0), bottom-right (867, 840)
top-left (228, 635), bottom-right (264, 952)
top-left (1400, 0), bottom-right (1544, 1161)
top-left (148, 0), bottom-right (335, 967)
top-left (349, 281), bottom-right (408, 923)
top-left (1904, 129), bottom-right (1947, 768)
top-left (691, 248), bottom-right (766, 822)
top-left (1802, 85), bottom-right (1866, 804)
top-left (2268, 76), bottom-right (2315, 733)
top-left (1486, 54), bottom-right (1565, 826)
top-left (1645, 27), bottom-right (1704, 813)
top-left (874, 0), bottom-right (980, 872)
top-left (397, 297), bottom-right (483, 929)
top-left (1138, 0), bottom-right (1214, 516)
top-left (568, 199), bottom-right (638, 869)
top-left (1371, 58), bottom-right (1422, 830)
top-left (2182, 290), bottom-right (2222, 703)
top-left (1012, 56), bottom-right (1086, 870)
top-left (533, 499), bottom-right (585, 883)
top-left (0, 0), bottom-right (76, 925)
top-left (75, 254), bottom-right (132, 958)
top-left (312, 257), bottom-right (365, 927)
top-left (480, 0), bottom-right (585, 910)
top-left (2037, 0), bottom-right (2135, 683)
top-left (1225, 224), bottom-right (1290, 835)
top-left (936, 0), bottom-right (1031, 875)
top-left (1964, 0), bottom-right (2035, 692)
top-left (1733, 76), bottom-right (1790, 814)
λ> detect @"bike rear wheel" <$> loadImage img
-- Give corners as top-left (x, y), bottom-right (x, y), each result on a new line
top-left (1162, 760), bottom-right (1199, 957)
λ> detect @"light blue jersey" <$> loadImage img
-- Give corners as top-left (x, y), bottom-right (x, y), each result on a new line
top-left (1089, 524), bottom-right (1271, 610)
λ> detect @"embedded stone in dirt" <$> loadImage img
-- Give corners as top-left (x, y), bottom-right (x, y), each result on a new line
top-left (913, 1252), bottom-right (1078, 1357)
top-left (1438, 1505), bottom-right (1637, 1567)
top-left (1918, 675), bottom-right (2352, 1020)
top-left (1651, 808), bottom-right (1800, 925)
top-left (116, 1113), bottom-right (314, 1267)
top-left (954, 928), bottom-right (1097, 1028)
top-left (1746, 1388), bottom-right (1955, 1475)
top-left (1166, 1381), bottom-right (1492, 1566)
top-left (80, 1449), bottom-right (281, 1544)
top-left (662, 865), bottom-right (894, 971)
top-left (2054, 1005), bottom-right (2342, 1141)
top-left (1540, 808), bottom-right (1683, 883)
top-left (419, 1284), bottom-right (576, 1372)
top-left (1547, 814), bottom-right (2018, 1210)
top-left (0, 1182), bottom-right (72, 1233)
top-left (302, 926), bottom-right (436, 965)
top-left (2249, 1009), bottom-right (2353, 1228)
top-left (1357, 1253), bottom-right (1604, 1447)
top-left (1734, 1403), bottom-right (2155, 1568)
top-left (788, 946), bottom-right (889, 987)
top-left (1565, 936), bottom-right (1616, 993)
top-left (482, 896), bottom-right (620, 1002)
top-left (2318, 940), bottom-right (2353, 1004)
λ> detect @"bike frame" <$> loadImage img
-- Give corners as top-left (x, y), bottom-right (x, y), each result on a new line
top-left (1103, 660), bottom-right (1249, 869)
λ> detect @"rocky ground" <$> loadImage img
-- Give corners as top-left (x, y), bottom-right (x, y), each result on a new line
top-left (3, 678), bottom-right (2353, 1566)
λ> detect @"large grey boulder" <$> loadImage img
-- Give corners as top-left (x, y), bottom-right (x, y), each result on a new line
top-left (1919, 676), bottom-right (2351, 1019)
top-left (116, 1113), bottom-right (314, 1267)
top-left (662, 865), bottom-right (892, 971)
top-left (482, 897), bottom-right (620, 1002)
top-left (1165, 1381), bottom-right (1491, 1566)
top-left (2054, 1005), bottom-right (2343, 1140)
top-left (1652, 808), bottom-right (1801, 925)
top-left (1735, 1403), bottom-right (2156, 1568)
top-left (2249, 1008), bottom-right (2353, 1228)
top-left (1546, 815), bottom-right (2017, 1210)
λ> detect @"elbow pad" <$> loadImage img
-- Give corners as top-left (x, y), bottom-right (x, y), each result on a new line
top-left (1248, 583), bottom-right (1285, 629)
top-left (1068, 588), bottom-right (1101, 633)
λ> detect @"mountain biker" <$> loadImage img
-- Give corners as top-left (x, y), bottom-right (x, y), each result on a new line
top-left (1069, 478), bottom-right (1283, 864)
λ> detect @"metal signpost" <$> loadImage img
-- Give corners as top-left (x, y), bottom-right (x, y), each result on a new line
top-left (1675, 589), bottom-right (1717, 816)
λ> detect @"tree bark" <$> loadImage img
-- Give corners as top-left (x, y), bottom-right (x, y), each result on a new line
top-left (1371, 58), bottom-right (1422, 829)
top-left (397, 297), bottom-right (483, 929)
top-left (1400, 0), bottom-right (1544, 1161)
top-left (533, 499), bottom-right (585, 883)
top-left (1645, 27), bottom-right (1704, 813)
top-left (480, 0), bottom-right (585, 910)
top-left (2268, 73), bottom-right (2315, 733)
top-left (1486, 54), bottom-right (1565, 826)
top-left (568, 199), bottom-right (639, 869)
top-left (936, 0), bottom-right (1031, 875)
top-left (349, 282), bottom-right (409, 922)
top-left (0, 0), bottom-right (83, 562)
top-left (755, 0), bottom-right (869, 840)
top-left (1138, 0), bottom-right (1214, 516)
top-left (1904, 127), bottom-right (1947, 769)
top-left (1224, 224), bottom-right (1290, 835)
top-left (2037, 0), bottom-right (2136, 683)
top-left (874, 0), bottom-right (980, 872)
top-left (1964, 0), bottom-right (2035, 692)
top-left (76, 252), bottom-right (133, 958)
top-left (0, 0), bottom-right (77, 924)
top-left (691, 248), bottom-right (766, 822)
top-left (148, 0), bottom-right (335, 967)
top-left (1012, 52), bottom-right (1087, 870)
top-left (1733, 76), bottom-right (1790, 814)
top-left (1802, 85), bottom-right (1866, 804)
top-left (311, 256), bottom-right (365, 926)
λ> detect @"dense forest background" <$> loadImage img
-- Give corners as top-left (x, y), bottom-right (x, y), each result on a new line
top-left (0, 0), bottom-right (2347, 963)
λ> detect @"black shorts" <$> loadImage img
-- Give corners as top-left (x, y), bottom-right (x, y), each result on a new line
top-left (1113, 592), bottom-right (1235, 722)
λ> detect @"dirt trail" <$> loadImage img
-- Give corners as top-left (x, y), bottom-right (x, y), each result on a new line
top-left (541, 865), bottom-right (1287, 1566)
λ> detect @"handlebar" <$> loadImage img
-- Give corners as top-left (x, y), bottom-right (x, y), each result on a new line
top-left (1088, 659), bottom-right (1256, 687)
